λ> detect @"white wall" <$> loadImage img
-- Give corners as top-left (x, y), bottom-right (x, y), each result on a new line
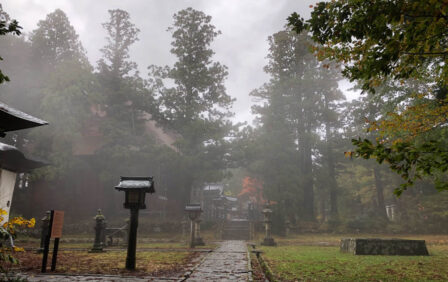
top-left (0, 169), bottom-right (17, 225)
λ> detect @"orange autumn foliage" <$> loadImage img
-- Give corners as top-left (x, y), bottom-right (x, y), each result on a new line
top-left (238, 177), bottom-right (265, 204)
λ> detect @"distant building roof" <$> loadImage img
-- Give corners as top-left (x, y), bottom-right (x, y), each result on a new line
top-left (224, 196), bottom-right (237, 202)
top-left (203, 183), bottom-right (224, 192)
top-left (0, 102), bottom-right (47, 135)
top-left (0, 142), bottom-right (47, 172)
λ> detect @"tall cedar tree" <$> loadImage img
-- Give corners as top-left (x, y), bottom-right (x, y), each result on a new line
top-left (97, 9), bottom-right (145, 142)
top-left (250, 30), bottom-right (343, 221)
top-left (30, 9), bottom-right (88, 68)
top-left (149, 8), bottom-right (234, 201)
top-left (26, 9), bottom-right (94, 183)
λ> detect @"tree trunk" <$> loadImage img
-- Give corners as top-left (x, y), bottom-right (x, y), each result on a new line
top-left (373, 167), bottom-right (388, 219)
top-left (325, 119), bottom-right (338, 219)
top-left (301, 132), bottom-right (314, 221)
top-left (318, 186), bottom-right (326, 223)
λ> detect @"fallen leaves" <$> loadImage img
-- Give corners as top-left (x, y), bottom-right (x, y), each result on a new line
top-left (3, 250), bottom-right (199, 277)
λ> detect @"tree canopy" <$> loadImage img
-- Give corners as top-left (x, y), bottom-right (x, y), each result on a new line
top-left (30, 9), bottom-right (88, 68)
top-left (0, 4), bottom-right (21, 84)
top-left (288, 0), bottom-right (447, 93)
top-left (289, 0), bottom-right (448, 195)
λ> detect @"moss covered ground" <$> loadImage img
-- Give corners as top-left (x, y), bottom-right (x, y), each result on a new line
top-left (258, 234), bottom-right (448, 281)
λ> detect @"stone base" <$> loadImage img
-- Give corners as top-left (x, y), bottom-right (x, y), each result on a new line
top-left (194, 237), bottom-right (205, 246)
top-left (261, 237), bottom-right (277, 246)
top-left (340, 238), bottom-right (429, 256)
top-left (88, 247), bottom-right (106, 253)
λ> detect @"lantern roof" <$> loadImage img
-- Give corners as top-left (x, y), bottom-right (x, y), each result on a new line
top-left (0, 142), bottom-right (47, 172)
top-left (0, 102), bottom-right (48, 135)
top-left (115, 176), bottom-right (155, 193)
top-left (185, 204), bottom-right (202, 212)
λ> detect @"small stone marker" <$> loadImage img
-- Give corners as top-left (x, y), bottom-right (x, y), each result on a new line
top-left (36, 211), bottom-right (51, 254)
top-left (90, 209), bottom-right (106, 253)
top-left (340, 238), bottom-right (429, 256)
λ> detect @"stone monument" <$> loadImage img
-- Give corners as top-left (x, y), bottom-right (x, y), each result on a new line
top-left (261, 206), bottom-right (276, 246)
top-left (89, 209), bottom-right (106, 253)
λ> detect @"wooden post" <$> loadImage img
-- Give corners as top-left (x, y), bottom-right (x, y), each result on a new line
top-left (126, 208), bottom-right (139, 270)
top-left (50, 238), bottom-right (60, 271)
top-left (41, 210), bottom-right (54, 273)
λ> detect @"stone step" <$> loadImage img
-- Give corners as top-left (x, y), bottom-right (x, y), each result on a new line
top-left (222, 232), bottom-right (250, 240)
top-left (224, 221), bottom-right (249, 227)
top-left (221, 220), bottom-right (250, 240)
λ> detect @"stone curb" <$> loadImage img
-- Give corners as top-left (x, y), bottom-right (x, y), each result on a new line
top-left (254, 250), bottom-right (275, 282)
top-left (246, 246), bottom-right (253, 282)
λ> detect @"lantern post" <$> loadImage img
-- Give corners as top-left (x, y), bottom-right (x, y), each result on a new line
top-left (185, 204), bottom-right (202, 248)
top-left (115, 176), bottom-right (155, 270)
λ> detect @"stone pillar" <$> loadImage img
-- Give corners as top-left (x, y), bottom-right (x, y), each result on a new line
top-left (89, 209), bottom-right (106, 253)
top-left (285, 219), bottom-right (290, 237)
top-left (181, 218), bottom-right (188, 242)
top-left (390, 204), bottom-right (397, 221)
top-left (189, 219), bottom-right (195, 248)
top-left (194, 219), bottom-right (205, 246)
top-left (36, 211), bottom-right (51, 253)
top-left (248, 202), bottom-right (255, 241)
top-left (261, 208), bottom-right (276, 246)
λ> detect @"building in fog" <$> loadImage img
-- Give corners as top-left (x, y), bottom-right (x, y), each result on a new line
top-left (201, 183), bottom-right (238, 221)
top-left (0, 102), bottom-right (47, 223)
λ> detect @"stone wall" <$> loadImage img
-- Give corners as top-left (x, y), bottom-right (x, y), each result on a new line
top-left (340, 238), bottom-right (429, 256)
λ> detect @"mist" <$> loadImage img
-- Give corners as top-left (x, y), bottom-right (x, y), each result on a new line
top-left (0, 0), bottom-right (447, 238)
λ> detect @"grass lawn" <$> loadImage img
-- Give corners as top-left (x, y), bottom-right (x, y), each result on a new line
top-left (6, 250), bottom-right (197, 277)
top-left (259, 235), bottom-right (448, 281)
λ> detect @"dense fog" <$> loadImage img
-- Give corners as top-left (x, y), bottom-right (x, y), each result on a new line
top-left (1, 1), bottom-right (447, 235)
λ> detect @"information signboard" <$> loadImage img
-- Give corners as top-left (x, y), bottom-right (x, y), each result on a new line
top-left (50, 210), bottom-right (64, 238)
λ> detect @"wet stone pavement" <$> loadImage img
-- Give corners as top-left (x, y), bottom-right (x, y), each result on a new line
top-left (18, 241), bottom-right (252, 281)
top-left (186, 240), bottom-right (251, 281)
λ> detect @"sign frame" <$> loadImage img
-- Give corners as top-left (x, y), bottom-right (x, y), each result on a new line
top-left (41, 210), bottom-right (64, 273)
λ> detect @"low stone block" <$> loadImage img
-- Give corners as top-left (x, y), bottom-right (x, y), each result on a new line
top-left (340, 238), bottom-right (429, 256)
top-left (261, 237), bottom-right (277, 246)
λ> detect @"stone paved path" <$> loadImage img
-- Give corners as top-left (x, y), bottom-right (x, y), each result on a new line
top-left (17, 241), bottom-right (251, 281)
top-left (185, 240), bottom-right (251, 281)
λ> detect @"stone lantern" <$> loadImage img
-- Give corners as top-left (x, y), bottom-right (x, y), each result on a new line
top-left (248, 201), bottom-right (256, 240)
top-left (36, 211), bottom-right (51, 254)
top-left (185, 204), bottom-right (203, 248)
top-left (89, 209), bottom-right (106, 253)
top-left (115, 176), bottom-right (155, 270)
top-left (285, 218), bottom-right (291, 237)
top-left (194, 218), bottom-right (205, 246)
top-left (261, 206), bottom-right (276, 246)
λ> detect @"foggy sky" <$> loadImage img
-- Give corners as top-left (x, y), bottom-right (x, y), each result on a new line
top-left (3, 0), bottom-right (356, 124)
